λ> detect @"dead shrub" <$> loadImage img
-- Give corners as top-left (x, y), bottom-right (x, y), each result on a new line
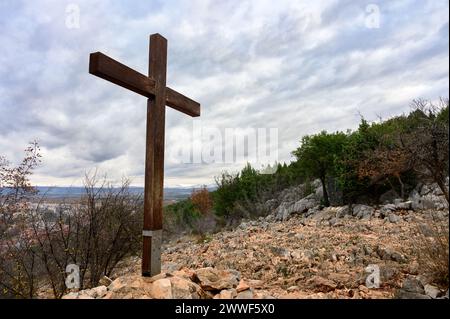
top-left (414, 216), bottom-right (449, 288)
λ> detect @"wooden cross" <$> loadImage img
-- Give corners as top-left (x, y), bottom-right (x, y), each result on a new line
top-left (89, 34), bottom-right (200, 277)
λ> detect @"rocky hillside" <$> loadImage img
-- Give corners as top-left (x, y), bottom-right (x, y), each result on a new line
top-left (61, 181), bottom-right (449, 300)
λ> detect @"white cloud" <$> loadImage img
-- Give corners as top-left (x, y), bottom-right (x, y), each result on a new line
top-left (0, 0), bottom-right (448, 187)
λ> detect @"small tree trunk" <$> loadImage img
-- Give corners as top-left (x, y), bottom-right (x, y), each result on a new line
top-left (320, 176), bottom-right (330, 207)
top-left (396, 174), bottom-right (405, 199)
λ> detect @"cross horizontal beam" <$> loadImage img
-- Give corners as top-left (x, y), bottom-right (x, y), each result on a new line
top-left (89, 52), bottom-right (200, 117)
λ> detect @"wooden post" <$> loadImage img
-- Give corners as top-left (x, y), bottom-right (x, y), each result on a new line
top-left (142, 34), bottom-right (167, 276)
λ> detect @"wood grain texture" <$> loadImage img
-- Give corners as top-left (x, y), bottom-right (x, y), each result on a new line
top-left (141, 34), bottom-right (167, 276)
top-left (89, 52), bottom-right (156, 98)
top-left (89, 52), bottom-right (200, 117)
top-left (89, 33), bottom-right (201, 277)
top-left (166, 87), bottom-right (200, 117)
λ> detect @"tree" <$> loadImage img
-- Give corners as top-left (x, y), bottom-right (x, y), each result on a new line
top-left (292, 131), bottom-right (347, 206)
top-left (0, 144), bottom-right (143, 298)
top-left (191, 186), bottom-right (212, 215)
top-left (400, 99), bottom-right (449, 203)
top-left (0, 141), bottom-right (41, 298)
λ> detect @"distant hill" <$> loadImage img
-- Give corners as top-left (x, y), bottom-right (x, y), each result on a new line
top-left (34, 186), bottom-right (216, 201)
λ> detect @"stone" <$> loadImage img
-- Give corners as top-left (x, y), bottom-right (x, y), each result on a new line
top-left (215, 289), bottom-right (237, 299)
top-left (363, 245), bottom-right (373, 256)
top-left (90, 285), bottom-right (108, 298)
top-left (236, 280), bottom-right (250, 293)
top-left (270, 246), bottom-right (291, 258)
top-left (194, 267), bottom-right (240, 291)
top-left (169, 276), bottom-right (204, 299)
top-left (236, 288), bottom-right (254, 299)
top-left (150, 278), bottom-right (173, 299)
top-left (424, 284), bottom-right (441, 299)
top-left (273, 193), bottom-right (319, 221)
top-left (380, 203), bottom-right (396, 214)
top-left (99, 276), bottom-right (113, 287)
top-left (247, 279), bottom-right (264, 289)
top-left (290, 250), bottom-right (302, 260)
top-left (395, 201), bottom-right (412, 210)
top-left (376, 246), bottom-right (392, 260)
top-left (308, 276), bottom-right (337, 292)
top-left (77, 293), bottom-right (95, 299)
top-left (380, 267), bottom-right (396, 282)
top-left (336, 205), bottom-right (350, 218)
top-left (352, 204), bottom-right (374, 219)
top-left (61, 292), bottom-right (79, 299)
top-left (287, 286), bottom-right (299, 292)
top-left (395, 290), bottom-right (431, 299)
top-left (358, 285), bottom-right (369, 293)
top-left (328, 273), bottom-right (351, 285)
top-left (402, 277), bottom-right (425, 294)
top-left (390, 251), bottom-right (407, 263)
top-left (388, 213), bottom-right (401, 223)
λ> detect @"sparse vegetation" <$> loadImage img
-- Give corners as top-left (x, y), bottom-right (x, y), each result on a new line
top-left (415, 217), bottom-right (449, 288)
top-left (0, 148), bottom-right (143, 298)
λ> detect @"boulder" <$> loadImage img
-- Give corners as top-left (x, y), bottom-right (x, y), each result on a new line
top-left (236, 280), bottom-right (250, 293)
top-left (236, 288), bottom-right (254, 299)
top-left (388, 213), bottom-right (401, 223)
top-left (99, 276), bottom-right (113, 287)
top-left (395, 290), bottom-right (431, 299)
top-left (214, 289), bottom-right (237, 299)
top-left (169, 276), bottom-right (205, 299)
top-left (395, 201), bottom-right (412, 210)
top-left (402, 277), bottom-right (425, 294)
top-left (149, 278), bottom-right (172, 299)
top-left (336, 205), bottom-right (350, 218)
top-left (424, 284), bottom-right (441, 299)
top-left (194, 267), bottom-right (240, 291)
top-left (90, 285), bottom-right (108, 298)
top-left (307, 276), bottom-right (337, 293)
top-left (274, 193), bottom-right (319, 221)
top-left (352, 204), bottom-right (374, 219)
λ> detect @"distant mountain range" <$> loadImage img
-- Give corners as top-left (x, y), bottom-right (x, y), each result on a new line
top-left (35, 185), bottom-right (216, 201)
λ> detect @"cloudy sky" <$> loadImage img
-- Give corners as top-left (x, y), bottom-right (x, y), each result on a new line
top-left (0, 0), bottom-right (448, 187)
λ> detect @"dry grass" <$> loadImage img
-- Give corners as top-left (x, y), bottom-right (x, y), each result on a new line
top-left (415, 215), bottom-right (449, 288)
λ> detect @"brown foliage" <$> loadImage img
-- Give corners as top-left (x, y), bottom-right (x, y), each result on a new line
top-left (191, 186), bottom-right (212, 216)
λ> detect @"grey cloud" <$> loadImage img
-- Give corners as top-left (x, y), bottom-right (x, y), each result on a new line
top-left (0, 0), bottom-right (448, 186)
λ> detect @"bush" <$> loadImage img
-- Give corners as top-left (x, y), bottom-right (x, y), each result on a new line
top-left (0, 152), bottom-right (143, 298)
top-left (414, 217), bottom-right (449, 288)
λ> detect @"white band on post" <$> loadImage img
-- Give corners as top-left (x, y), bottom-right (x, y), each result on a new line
top-left (142, 229), bottom-right (162, 276)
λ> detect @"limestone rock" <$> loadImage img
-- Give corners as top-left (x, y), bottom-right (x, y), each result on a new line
top-left (388, 213), bottom-right (401, 223)
top-left (336, 205), bottom-right (350, 218)
top-left (214, 288), bottom-right (237, 299)
top-left (402, 277), bottom-right (425, 294)
top-left (424, 284), bottom-right (441, 299)
top-left (308, 276), bottom-right (337, 292)
top-left (236, 279), bottom-right (250, 292)
top-left (194, 267), bottom-right (240, 291)
top-left (150, 278), bottom-right (173, 299)
top-left (352, 204), bottom-right (374, 219)
top-left (236, 288), bottom-right (254, 299)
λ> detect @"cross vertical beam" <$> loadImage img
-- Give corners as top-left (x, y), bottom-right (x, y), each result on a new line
top-left (88, 33), bottom-right (200, 278)
top-left (142, 34), bottom-right (167, 276)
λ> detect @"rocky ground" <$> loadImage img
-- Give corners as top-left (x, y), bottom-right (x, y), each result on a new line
top-left (62, 199), bottom-right (449, 299)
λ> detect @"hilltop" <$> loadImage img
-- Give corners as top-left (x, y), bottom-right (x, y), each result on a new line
top-left (60, 181), bottom-right (449, 299)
